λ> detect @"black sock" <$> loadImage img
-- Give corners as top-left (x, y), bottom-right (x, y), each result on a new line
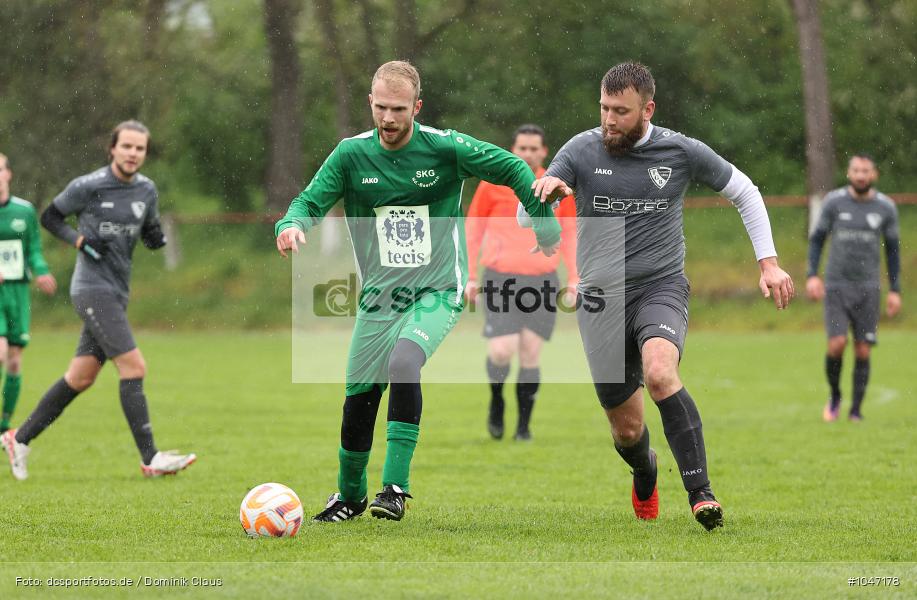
top-left (120, 378), bottom-right (158, 464)
top-left (15, 378), bottom-right (81, 445)
top-left (656, 387), bottom-right (709, 492)
top-left (516, 367), bottom-right (540, 432)
top-left (851, 358), bottom-right (870, 416)
top-left (486, 358), bottom-right (509, 424)
top-left (341, 387), bottom-right (383, 452)
top-left (826, 355), bottom-right (842, 406)
top-left (388, 340), bottom-right (426, 425)
top-left (614, 425), bottom-right (655, 500)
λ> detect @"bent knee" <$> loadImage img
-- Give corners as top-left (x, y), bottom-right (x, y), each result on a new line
top-left (827, 336), bottom-right (847, 357)
top-left (388, 342), bottom-right (425, 383)
top-left (644, 364), bottom-right (680, 400)
top-left (488, 344), bottom-right (515, 365)
top-left (114, 351), bottom-right (147, 379)
top-left (65, 371), bottom-right (97, 391)
top-left (612, 421), bottom-right (644, 446)
top-left (6, 354), bottom-right (22, 374)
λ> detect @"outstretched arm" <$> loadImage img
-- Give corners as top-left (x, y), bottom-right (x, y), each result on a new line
top-left (455, 132), bottom-right (560, 254)
top-left (717, 165), bottom-right (793, 309)
top-left (274, 144), bottom-right (345, 258)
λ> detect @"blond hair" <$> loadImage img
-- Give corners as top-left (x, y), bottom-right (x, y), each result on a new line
top-left (0, 153), bottom-right (8, 170)
top-left (371, 61), bottom-right (421, 102)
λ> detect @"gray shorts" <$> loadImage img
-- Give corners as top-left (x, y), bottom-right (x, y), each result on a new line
top-left (577, 273), bottom-right (689, 409)
top-left (72, 291), bottom-right (137, 362)
top-left (825, 285), bottom-right (879, 344)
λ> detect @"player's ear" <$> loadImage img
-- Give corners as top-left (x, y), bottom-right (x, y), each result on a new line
top-left (644, 100), bottom-right (656, 121)
top-left (414, 99), bottom-right (422, 116)
top-left (367, 94), bottom-right (373, 108)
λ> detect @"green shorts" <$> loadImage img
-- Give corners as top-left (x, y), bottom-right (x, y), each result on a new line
top-left (345, 290), bottom-right (463, 396)
top-left (0, 282), bottom-right (32, 347)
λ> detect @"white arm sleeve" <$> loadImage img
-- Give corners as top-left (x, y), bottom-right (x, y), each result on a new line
top-left (719, 164), bottom-right (777, 260)
top-left (516, 200), bottom-right (559, 228)
top-left (516, 202), bottom-right (533, 228)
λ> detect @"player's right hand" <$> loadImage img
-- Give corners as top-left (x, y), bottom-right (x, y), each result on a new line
top-left (35, 274), bottom-right (57, 295)
top-left (532, 176), bottom-right (573, 203)
top-left (76, 235), bottom-right (108, 261)
top-left (805, 276), bottom-right (824, 302)
top-left (276, 227), bottom-right (306, 258)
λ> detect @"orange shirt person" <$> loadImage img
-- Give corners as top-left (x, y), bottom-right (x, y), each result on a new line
top-left (465, 124), bottom-right (578, 441)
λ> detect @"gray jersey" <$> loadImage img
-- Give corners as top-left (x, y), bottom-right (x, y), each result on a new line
top-left (546, 125), bottom-right (733, 294)
top-left (814, 187), bottom-right (899, 287)
top-left (53, 166), bottom-right (160, 301)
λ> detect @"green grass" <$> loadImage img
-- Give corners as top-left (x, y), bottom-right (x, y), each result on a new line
top-left (0, 330), bottom-right (915, 597)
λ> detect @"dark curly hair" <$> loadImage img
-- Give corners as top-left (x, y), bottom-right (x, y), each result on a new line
top-left (601, 62), bottom-right (655, 102)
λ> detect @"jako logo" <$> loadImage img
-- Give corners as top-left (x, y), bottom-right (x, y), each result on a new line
top-left (594, 168), bottom-right (613, 175)
top-left (362, 177), bottom-right (379, 184)
top-left (412, 328), bottom-right (430, 341)
top-left (658, 323), bottom-right (676, 335)
top-left (682, 468), bottom-right (704, 476)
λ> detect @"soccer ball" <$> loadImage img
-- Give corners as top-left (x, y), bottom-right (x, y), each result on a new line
top-left (240, 482), bottom-right (304, 538)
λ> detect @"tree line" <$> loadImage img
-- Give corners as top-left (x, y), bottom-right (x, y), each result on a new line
top-left (1, 0), bottom-right (914, 213)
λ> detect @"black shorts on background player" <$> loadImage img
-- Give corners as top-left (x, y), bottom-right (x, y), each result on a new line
top-left (481, 268), bottom-right (559, 341)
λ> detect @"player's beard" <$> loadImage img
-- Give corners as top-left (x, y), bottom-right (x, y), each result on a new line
top-left (851, 182), bottom-right (873, 195)
top-left (378, 122), bottom-right (410, 147)
top-left (602, 121), bottom-right (646, 156)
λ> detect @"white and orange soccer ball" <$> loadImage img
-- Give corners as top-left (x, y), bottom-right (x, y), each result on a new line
top-left (240, 483), bottom-right (304, 538)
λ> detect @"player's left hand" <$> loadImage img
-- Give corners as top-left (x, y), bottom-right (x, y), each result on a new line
top-left (34, 274), bottom-right (57, 295)
top-left (530, 241), bottom-right (560, 257)
top-left (532, 176), bottom-right (573, 203)
top-left (758, 257), bottom-right (794, 310)
top-left (886, 291), bottom-right (901, 318)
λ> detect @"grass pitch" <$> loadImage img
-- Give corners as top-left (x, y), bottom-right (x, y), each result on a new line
top-left (0, 329), bottom-right (914, 598)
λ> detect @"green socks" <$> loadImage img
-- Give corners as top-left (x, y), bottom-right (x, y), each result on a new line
top-left (0, 372), bottom-right (18, 432)
top-left (338, 447), bottom-right (371, 503)
top-left (382, 421), bottom-right (419, 492)
top-left (338, 422), bottom-right (420, 501)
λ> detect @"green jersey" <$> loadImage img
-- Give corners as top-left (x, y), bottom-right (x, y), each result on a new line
top-left (0, 195), bottom-right (50, 283)
top-left (276, 123), bottom-right (561, 318)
